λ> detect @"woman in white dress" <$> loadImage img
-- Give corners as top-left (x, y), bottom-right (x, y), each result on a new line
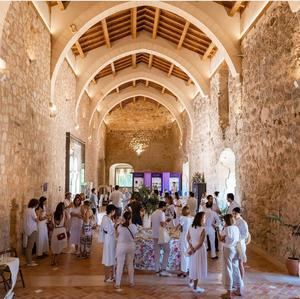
top-left (187, 211), bottom-right (207, 294)
top-left (100, 204), bottom-right (116, 282)
top-left (36, 196), bottom-right (49, 257)
top-left (51, 202), bottom-right (67, 266)
top-left (217, 214), bottom-right (243, 299)
top-left (115, 211), bottom-right (138, 290)
top-left (69, 194), bottom-right (82, 255)
top-left (177, 205), bottom-right (193, 277)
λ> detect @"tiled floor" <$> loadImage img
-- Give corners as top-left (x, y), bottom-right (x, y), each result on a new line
top-left (2, 238), bottom-right (300, 299)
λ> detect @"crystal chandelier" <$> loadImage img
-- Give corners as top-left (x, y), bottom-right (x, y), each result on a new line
top-left (129, 132), bottom-right (151, 155)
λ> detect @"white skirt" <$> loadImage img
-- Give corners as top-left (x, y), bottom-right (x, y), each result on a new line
top-left (51, 227), bottom-right (67, 255)
top-left (179, 236), bottom-right (189, 272)
top-left (37, 221), bottom-right (49, 256)
top-left (70, 217), bottom-right (83, 246)
top-left (189, 245), bottom-right (207, 280)
top-left (102, 235), bottom-right (116, 266)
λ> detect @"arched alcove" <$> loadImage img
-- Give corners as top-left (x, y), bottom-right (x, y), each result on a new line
top-left (109, 163), bottom-right (134, 188)
top-left (216, 148), bottom-right (236, 204)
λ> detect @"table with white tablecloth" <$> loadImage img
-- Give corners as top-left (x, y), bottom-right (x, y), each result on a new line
top-left (0, 257), bottom-right (20, 299)
top-left (134, 228), bottom-right (181, 271)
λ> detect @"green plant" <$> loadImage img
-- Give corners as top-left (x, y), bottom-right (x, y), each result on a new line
top-left (138, 185), bottom-right (159, 215)
top-left (267, 214), bottom-right (300, 259)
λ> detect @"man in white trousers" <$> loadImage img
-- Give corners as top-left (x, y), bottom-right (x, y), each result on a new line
top-left (151, 201), bottom-right (171, 277)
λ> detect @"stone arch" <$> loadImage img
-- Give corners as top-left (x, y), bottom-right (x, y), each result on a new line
top-left (87, 65), bottom-right (193, 128)
top-left (51, 1), bottom-right (240, 105)
top-left (93, 86), bottom-right (186, 141)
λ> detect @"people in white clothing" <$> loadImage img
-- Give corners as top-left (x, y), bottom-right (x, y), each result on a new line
top-left (36, 196), bottom-right (49, 258)
top-left (165, 196), bottom-right (176, 228)
top-left (23, 198), bottom-right (39, 266)
top-left (232, 207), bottom-right (249, 279)
top-left (177, 206), bottom-right (193, 277)
top-left (100, 204), bottom-right (116, 282)
top-left (217, 214), bottom-right (243, 298)
top-left (115, 211), bottom-right (138, 290)
top-left (214, 191), bottom-right (227, 213)
top-left (204, 200), bottom-right (220, 259)
top-left (69, 194), bottom-right (83, 255)
top-left (109, 185), bottom-right (123, 217)
top-left (187, 211), bottom-right (207, 294)
top-left (227, 193), bottom-right (240, 215)
top-left (186, 192), bottom-right (197, 216)
top-left (151, 201), bottom-right (171, 277)
top-left (64, 192), bottom-right (72, 238)
top-left (89, 188), bottom-right (98, 215)
top-left (51, 202), bottom-right (68, 266)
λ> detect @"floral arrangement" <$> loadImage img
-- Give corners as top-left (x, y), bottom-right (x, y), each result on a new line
top-left (192, 172), bottom-right (205, 183)
top-left (138, 185), bottom-right (159, 215)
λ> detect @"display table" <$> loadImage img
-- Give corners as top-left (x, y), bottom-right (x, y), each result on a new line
top-left (134, 228), bottom-right (181, 271)
top-left (0, 257), bottom-right (19, 299)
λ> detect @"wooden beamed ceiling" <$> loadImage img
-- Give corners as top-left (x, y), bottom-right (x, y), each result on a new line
top-left (108, 79), bottom-right (176, 98)
top-left (71, 6), bottom-right (217, 59)
top-left (214, 1), bottom-right (248, 16)
top-left (94, 52), bottom-right (191, 83)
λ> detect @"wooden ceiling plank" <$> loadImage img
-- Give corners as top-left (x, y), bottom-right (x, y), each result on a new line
top-left (133, 80), bottom-right (136, 87)
top-left (152, 8), bottom-right (160, 39)
top-left (161, 87), bottom-right (166, 94)
top-left (177, 21), bottom-right (190, 50)
top-left (75, 41), bottom-right (85, 58)
top-left (202, 42), bottom-right (215, 60)
top-left (101, 18), bottom-right (111, 48)
top-left (131, 7), bottom-right (137, 39)
top-left (57, 1), bottom-right (64, 10)
top-left (229, 1), bottom-right (243, 17)
top-left (167, 63), bottom-right (174, 77)
top-left (111, 62), bottom-right (116, 76)
top-left (116, 86), bottom-right (120, 93)
top-left (148, 54), bottom-right (153, 68)
top-left (146, 80), bottom-right (149, 87)
top-left (132, 54), bottom-right (137, 68)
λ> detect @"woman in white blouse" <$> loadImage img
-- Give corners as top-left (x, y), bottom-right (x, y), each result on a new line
top-left (217, 214), bottom-right (243, 299)
top-left (115, 210), bottom-right (138, 290)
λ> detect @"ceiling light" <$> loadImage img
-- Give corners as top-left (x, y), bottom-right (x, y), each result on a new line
top-left (293, 80), bottom-right (299, 89)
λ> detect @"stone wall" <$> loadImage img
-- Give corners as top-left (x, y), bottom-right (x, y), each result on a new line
top-left (105, 123), bottom-right (183, 182)
top-left (239, 1), bottom-right (300, 260)
top-left (0, 2), bottom-right (101, 251)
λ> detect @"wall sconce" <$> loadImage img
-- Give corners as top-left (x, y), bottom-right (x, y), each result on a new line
top-left (0, 57), bottom-right (6, 70)
top-left (294, 80), bottom-right (299, 89)
top-left (49, 102), bottom-right (57, 118)
top-left (75, 124), bottom-right (79, 130)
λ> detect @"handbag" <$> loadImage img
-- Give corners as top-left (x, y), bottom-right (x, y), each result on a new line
top-left (57, 232), bottom-right (66, 240)
top-left (158, 226), bottom-right (170, 244)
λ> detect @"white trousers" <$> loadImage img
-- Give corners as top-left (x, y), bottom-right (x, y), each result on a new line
top-left (115, 243), bottom-right (135, 286)
top-left (222, 246), bottom-right (243, 291)
top-left (153, 238), bottom-right (170, 272)
top-left (206, 229), bottom-right (217, 258)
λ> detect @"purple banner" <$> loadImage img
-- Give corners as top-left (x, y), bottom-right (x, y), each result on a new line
top-left (144, 172), bottom-right (151, 188)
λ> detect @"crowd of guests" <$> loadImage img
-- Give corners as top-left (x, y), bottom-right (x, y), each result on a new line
top-left (23, 186), bottom-right (249, 299)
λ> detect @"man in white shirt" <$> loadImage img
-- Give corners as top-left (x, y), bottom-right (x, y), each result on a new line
top-left (151, 201), bottom-right (171, 277)
top-left (227, 193), bottom-right (240, 214)
top-left (186, 192), bottom-right (197, 216)
top-left (109, 185), bottom-right (123, 217)
top-left (205, 200), bottom-right (220, 259)
top-left (89, 188), bottom-right (98, 215)
top-left (232, 207), bottom-right (249, 278)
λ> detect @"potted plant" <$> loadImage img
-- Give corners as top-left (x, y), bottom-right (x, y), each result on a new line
top-left (267, 214), bottom-right (300, 276)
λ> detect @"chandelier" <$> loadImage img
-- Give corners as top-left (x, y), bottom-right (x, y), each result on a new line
top-left (129, 132), bottom-right (152, 155)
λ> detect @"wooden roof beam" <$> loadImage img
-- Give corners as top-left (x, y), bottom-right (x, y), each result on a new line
top-left (92, 79), bottom-right (96, 84)
top-left (148, 54), bottom-right (153, 68)
top-left (75, 41), bottom-right (85, 58)
top-left (132, 54), bottom-right (137, 68)
top-left (202, 42), bottom-right (215, 60)
top-left (168, 64), bottom-right (174, 77)
top-left (177, 21), bottom-right (190, 50)
top-left (161, 87), bottom-right (166, 94)
top-left (133, 80), bottom-right (136, 87)
top-left (133, 96), bottom-right (136, 103)
top-left (111, 62), bottom-right (116, 76)
top-left (101, 19), bottom-right (111, 48)
top-left (57, 1), bottom-right (65, 10)
top-left (131, 7), bottom-right (137, 39)
top-left (229, 1), bottom-right (243, 17)
top-left (145, 80), bottom-right (149, 87)
top-left (119, 102), bottom-right (123, 109)
top-left (187, 78), bottom-right (192, 86)
top-left (152, 8), bottom-right (160, 39)
top-left (116, 86), bottom-right (120, 93)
